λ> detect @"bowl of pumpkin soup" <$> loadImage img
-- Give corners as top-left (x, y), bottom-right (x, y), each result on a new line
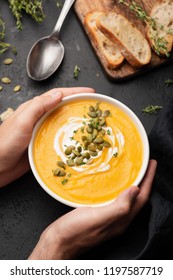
top-left (28, 93), bottom-right (149, 207)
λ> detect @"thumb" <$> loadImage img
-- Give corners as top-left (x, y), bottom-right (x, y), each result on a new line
top-left (113, 186), bottom-right (140, 216)
top-left (22, 90), bottom-right (63, 127)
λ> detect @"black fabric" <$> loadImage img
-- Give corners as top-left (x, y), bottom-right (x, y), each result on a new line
top-left (137, 96), bottom-right (173, 259)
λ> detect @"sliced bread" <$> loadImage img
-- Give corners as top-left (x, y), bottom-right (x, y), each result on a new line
top-left (146, 0), bottom-right (173, 56)
top-left (84, 11), bottom-right (124, 69)
top-left (96, 12), bottom-right (151, 68)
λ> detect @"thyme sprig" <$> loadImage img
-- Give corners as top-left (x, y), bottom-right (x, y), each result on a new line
top-left (142, 105), bottom-right (162, 115)
top-left (118, 0), bottom-right (171, 57)
top-left (8, 0), bottom-right (45, 30)
top-left (0, 15), bottom-right (5, 40)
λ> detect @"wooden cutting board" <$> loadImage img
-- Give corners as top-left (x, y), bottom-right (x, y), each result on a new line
top-left (74, 0), bottom-right (173, 81)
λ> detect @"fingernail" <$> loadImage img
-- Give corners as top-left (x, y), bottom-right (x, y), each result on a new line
top-left (51, 90), bottom-right (62, 98)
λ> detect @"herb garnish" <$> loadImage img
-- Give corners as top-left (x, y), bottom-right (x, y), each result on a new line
top-left (165, 79), bottom-right (173, 87)
top-left (142, 105), bottom-right (163, 114)
top-left (73, 65), bottom-right (80, 79)
top-left (118, 0), bottom-right (171, 56)
top-left (8, 0), bottom-right (45, 30)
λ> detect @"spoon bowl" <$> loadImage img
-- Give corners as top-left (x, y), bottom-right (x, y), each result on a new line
top-left (26, 0), bottom-right (75, 81)
top-left (27, 36), bottom-right (64, 81)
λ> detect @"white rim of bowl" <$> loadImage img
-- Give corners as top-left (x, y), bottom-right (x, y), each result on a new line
top-left (28, 93), bottom-right (150, 208)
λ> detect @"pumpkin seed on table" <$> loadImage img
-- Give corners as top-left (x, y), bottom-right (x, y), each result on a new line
top-left (1, 77), bottom-right (11, 84)
top-left (14, 85), bottom-right (21, 93)
top-left (0, 86), bottom-right (3, 91)
top-left (3, 58), bottom-right (13, 65)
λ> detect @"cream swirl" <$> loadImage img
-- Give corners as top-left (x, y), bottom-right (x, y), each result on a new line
top-left (54, 117), bottom-right (125, 174)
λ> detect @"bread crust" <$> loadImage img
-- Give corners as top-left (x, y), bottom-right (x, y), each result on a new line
top-left (96, 12), bottom-right (151, 68)
top-left (84, 11), bottom-right (124, 69)
top-left (146, 0), bottom-right (173, 56)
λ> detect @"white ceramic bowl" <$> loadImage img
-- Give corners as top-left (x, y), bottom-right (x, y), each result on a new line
top-left (28, 93), bottom-right (149, 207)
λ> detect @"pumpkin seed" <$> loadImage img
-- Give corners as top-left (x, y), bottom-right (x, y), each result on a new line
top-left (14, 85), bottom-right (21, 93)
top-left (92, 128), bottom-right (98, 139)
top-left (95, 102), bottom-right (100, 111)
top-left (82, 135), bottom-right (87, 142)
top-left (86, 126), bottom-right (93, 134)
top-left (72, 149), bottom-right (81, 156)
top-left (93, 137), bottom-right (104, 144)
top-left (100, 129), bottom-right (106, 135)
top-left (89, 105), bottom-right (95, 112)
top-left (53, 168), bottom-right (61, 176)
top-left (65, 146), bottom-right (74, 155)
top-left (58, 170), bottom-right (66, 177)
top-left (57, 161), bottom-right (66, 169)
top-left (77, 146), bottom-right (82, 153)
top-left (1, 77), bottom-right (11, 84)
top-left (99, 117), bottom-right (106, 126)
top-left (98, 144), bottom-right (103, 151)
top-left (103, 141), bottom-right (111, 147)
top-left (82, 152), bottom-right (90, 159)
top-left (97, 109), bottom-right (102, 117)
top-left (53, 168), bottom-right (66, 177)
top-left (90, 151), bottom-right (98, 157)
top-left (66, 159), bottom-right (75, 166)
top-left (75, 156), bottom-right (84, 165)
top-left (87, 134), bottom-right (93, 143)
top-left (3, 58), bottom-right (13, 65)
top-left (0, 86), bottom-right (3, 91)
top-left (88, 111), bottom-right (97, 118)
top-left (83, 140), bottom-right (89, 149)
top-left (103, 110), bottom-right (110, 117)
top-left (88, 144), bottom-right (97, 152)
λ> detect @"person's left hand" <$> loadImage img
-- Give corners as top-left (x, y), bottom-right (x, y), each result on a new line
top-left (28, 160), bottom-right (157, 260)
top-left (0, 87), bottom-right (95, 187)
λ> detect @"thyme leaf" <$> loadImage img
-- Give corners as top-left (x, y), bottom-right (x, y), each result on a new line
top-left (8, 0), bottom-right (45, 30)
top-left (118, 0), bottom-right (171, 56)
top-left (73, 65), bottom-right (80, 79)
top-left (165, 79), bottom-right (173, 87)
top-left (142, 105), bottom-right (163, 115)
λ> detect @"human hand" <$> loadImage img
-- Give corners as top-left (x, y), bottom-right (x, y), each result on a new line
top-left (28, 159), bottom-right (157, 260)
top-left (0, 87), bottom-right (95, 187)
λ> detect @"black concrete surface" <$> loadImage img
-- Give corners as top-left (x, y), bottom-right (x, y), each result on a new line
top-left (0, 0), bottom-right (173, 259)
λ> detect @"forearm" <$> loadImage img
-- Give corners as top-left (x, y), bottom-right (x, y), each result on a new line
top-left (28, 230), bottom-right (67, 260)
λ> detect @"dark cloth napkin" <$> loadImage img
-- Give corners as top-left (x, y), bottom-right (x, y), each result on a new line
top-left (137, 96), bottom-right (173, 259)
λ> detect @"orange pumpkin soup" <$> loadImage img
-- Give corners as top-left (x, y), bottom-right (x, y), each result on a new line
top-left (33, 99), bottom-right (143, 205)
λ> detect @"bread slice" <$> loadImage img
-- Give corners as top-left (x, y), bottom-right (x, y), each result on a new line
top-left (96, 12), bottom-right (151, 68)
top-left (84, 11), bottom-right (124, 69)
top-left (146, 0), bottom-right (173, 56)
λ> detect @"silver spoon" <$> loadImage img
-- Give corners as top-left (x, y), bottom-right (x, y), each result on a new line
top-left (26, 0), bottom-right (76, 81)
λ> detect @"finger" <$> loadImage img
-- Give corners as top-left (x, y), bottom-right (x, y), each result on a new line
top-left (89, 186), bottom-right (140, 226)
top-left (42, 87), bottom-right (96, 97)
top-left (130, 159), bottom-right (157, 219)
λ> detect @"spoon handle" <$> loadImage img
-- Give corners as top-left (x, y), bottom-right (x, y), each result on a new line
top-left (51, 0), bottom-right (76, 38)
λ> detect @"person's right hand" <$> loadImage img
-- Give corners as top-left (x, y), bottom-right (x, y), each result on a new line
top-left (29, 159), bottom-right (157, 260)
